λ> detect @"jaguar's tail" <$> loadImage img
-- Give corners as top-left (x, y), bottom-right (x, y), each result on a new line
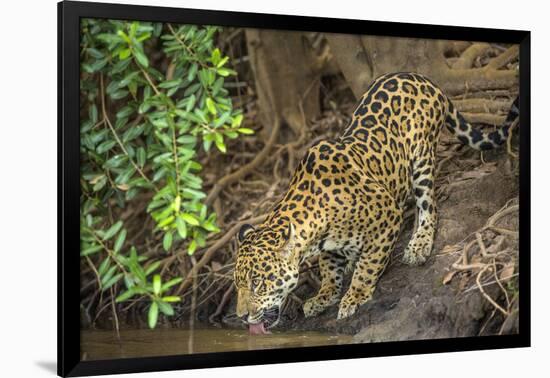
top-left (445, 97), bottom-right (519, 151)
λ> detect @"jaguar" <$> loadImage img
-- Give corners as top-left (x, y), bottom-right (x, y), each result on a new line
top-left (233, 72), bottom-right (519, 334)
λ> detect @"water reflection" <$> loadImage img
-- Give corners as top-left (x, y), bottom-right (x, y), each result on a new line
top-left (81, 327), bottom-right (354, 360)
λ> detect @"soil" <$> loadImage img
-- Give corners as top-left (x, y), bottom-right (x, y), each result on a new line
top-left (224, 148), bottom-right (519, 341)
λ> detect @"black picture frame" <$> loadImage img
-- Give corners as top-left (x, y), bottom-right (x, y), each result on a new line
top-left (58, 1), bottom-right (531, 376)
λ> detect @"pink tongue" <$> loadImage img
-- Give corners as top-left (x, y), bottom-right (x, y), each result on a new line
top-left (249, 322), bottom-right (271, 335)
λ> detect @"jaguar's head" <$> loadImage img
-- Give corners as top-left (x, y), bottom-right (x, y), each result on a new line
top-left (233, 221), bottom-right (300, 333)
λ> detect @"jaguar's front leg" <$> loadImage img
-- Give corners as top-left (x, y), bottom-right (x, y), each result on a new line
top-left (338, 202), bottom-right (402, 320)
top-left (303, 253), bottom-right (346, 317)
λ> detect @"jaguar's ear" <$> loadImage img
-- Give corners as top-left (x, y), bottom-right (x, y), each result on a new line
top-left (238, 223), bottom-right (255, 243)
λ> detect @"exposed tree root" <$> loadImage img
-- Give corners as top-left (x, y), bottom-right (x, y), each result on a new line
top-left (205, 118), bottom-right (281, 207)
top-left (451, 43), bottom-right (491, 69)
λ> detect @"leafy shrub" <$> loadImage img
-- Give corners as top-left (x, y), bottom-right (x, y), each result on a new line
top-left (79, 19), bottom-right (250, 328)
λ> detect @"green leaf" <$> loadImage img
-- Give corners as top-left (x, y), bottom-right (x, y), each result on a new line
top-left (185, 94), bottom-right (196, 112)
top-left (180, 213), bottom-right (200, 226)
top-left (212, 77), bottom-right (224, 96)
top-left (86, 58), bottom-right (108, 73)
top-left (89, 104), bottom-right (98, 123)
top-left (116, 105), bottom-right (134, 119)
top-left (203, 139), bottom-right (212, 152)
top-left (98, 257), bottom-right (111, 276)
top-left (162, 296), bottom-right (181, 302)
top-left (188, 63), bottom-right (198, 81)
top-left (202, 221), bottom-right (220, 233)
top-left (163, 231), bottom-right (173, 252)
top-left (225, 131), bottom-right (239, 139)
top-left (81, 244), bottom-right (102, 256)
top-left (153, 274), bottom-right (161, 295)
top-left (103, 273), bottom-right (123, 291)
top-left (157, 215), bottom-right (175, 228)
top-left (216, 68), bottom-right (231, 77)
top-left (103, 221), bottom-right (123, 241)
top-left (211, 48), bottom-right (221, 65)
top-left (206, 98), bottom-right (217, 115)
top-left (161, 277), bottom-right (183, 292)
top-left (116, 288), bottom-right (136, 303)
top-left (157, 301), bottom-right (174, 316)
top-left (215, 136), bottom-right (226, 153)
top-left (119, 48), bottom-right (132, 60)
top-left (101, 265), bottom-right (117, 288)
top-left (145, 261), bottom-right (161, 276)
top-left (148, 301), bottom-right (159, 328)
top-left (129, 22), bottom-right (138, 38)
top-left (118, 71), bottom-right (139, 88)
top-left (159, 79), bottom-right (182, 89)
top-left (92, 176), bottom-right (107, 192)
top-left (114, 229), bottom-right (127, 253)
top-left (87, 48), bottom-right (104, 59)
top-left (110, 90), bottom-right (129, 100)
top-left (117, 30), bottom-right (131, 43)
top-left (176, 216), bottom-right (187, 239)
top-left (231, 114), bottom-right (244, 128)
top-left (182, 188), bottom-right (206, 200)
top-left (187, 240), bottom-right (197, 255)
top-left (237, 128), bottom-right (254, 135)
top-left (137, 147), bottom-right (146, 168)
top-left (115, 166), bottom-right (136, 185)
top-left (96, 140), bottom-right (116, 154)
top-left (104, 155), bottom-right (127, 169)
top-left (216, 56), bottom-right (229, 68)
top-left (134, 48), bottom-right (149, 67)
top-left (173, 196), bottom-right (181, 212)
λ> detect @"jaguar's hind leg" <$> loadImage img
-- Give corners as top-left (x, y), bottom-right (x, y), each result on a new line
top-left (402, 147), bottom-right (437, 265)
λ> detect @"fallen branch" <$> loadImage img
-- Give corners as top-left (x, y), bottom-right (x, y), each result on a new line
top-left (453, 98), bottom-right (512, 114)
top-left (461, 112), bottom-right (506, 126)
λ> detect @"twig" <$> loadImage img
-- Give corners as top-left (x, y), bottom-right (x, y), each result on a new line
top-left (506, 118), bottom-right (519, 159)
top-left (475, 265), bottom-right (509, 316)
top-left (84, 255), bottom-right (102, 289)
top-left (492, 259), bottom-right (510, 310)
top-left (475, 233), bottom-right (488, 258)
top-left (189, 255), bottom-right (198, 328)
top-left (110, 287), bottom-right (121, 341)
top-left (99, 74), bottom-right (156, 190)
top-left (463, 273), bottom-right (519, 294)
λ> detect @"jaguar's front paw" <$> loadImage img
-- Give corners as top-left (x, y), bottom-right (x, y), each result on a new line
top-left (303, 298), bottom-right (326, 318)
top-left (337, 299), bottom-right (358, 320)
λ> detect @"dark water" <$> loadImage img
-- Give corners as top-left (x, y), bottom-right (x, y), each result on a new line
top-left (81, 327), bottom-right (354, 360)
